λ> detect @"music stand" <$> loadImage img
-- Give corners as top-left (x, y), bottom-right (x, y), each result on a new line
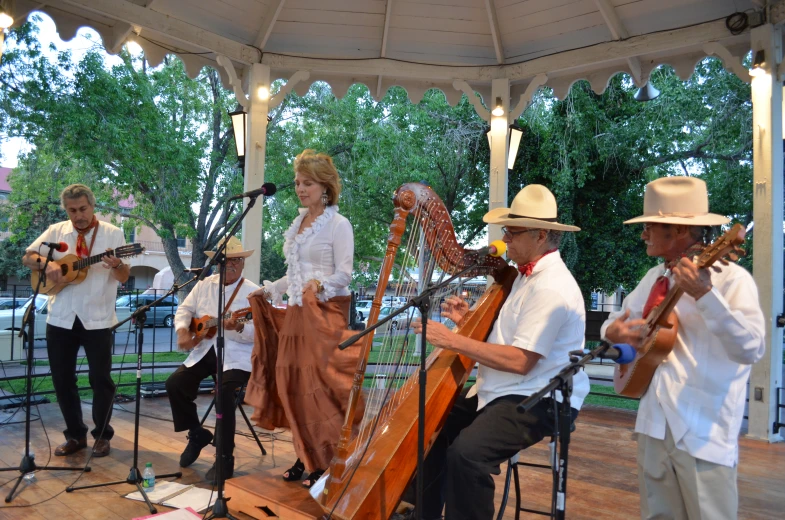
top-left (65, 277), bottom-right (199, 513)
top-left (0, 246), bottom-right (85, 503)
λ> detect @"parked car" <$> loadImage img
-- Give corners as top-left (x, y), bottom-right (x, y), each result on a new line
top-left (0, 295), bottom-right (49, 341)
top-left (0, 297), bottom-right (26, 310)
top-left (355, 300), bottom-right (374, 321)
top-left (115, 294), bottom-right (179, 327)
top-left (377, 305), bottom-right (417, 332)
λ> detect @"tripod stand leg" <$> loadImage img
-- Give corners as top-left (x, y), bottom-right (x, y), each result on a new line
top-left (237, 400), bottom-right (266, 455)
top-left (4, 475), bottom-right (24, 504)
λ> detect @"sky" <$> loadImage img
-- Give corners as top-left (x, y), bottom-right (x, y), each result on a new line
top-left (1, 12), bottom-right (124, 168)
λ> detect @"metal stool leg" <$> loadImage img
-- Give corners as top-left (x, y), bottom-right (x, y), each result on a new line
top-left (199, 395), bottom-right (217, 426)
top-left (496, 460), bottom-right (515, 520)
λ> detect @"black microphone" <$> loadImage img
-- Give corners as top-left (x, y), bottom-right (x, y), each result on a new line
top-left (473, 240), bottom-right (507, 258)
top-left (42, 241), bottom-right (68, 252)
top-left (228, 182), bottom-right (277, 201)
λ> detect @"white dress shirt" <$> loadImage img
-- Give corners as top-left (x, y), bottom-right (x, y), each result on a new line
top-left (600, 263), bottom-right (765, 467)
top-left (174, 274), bottom-right (259, 372)
top-left (264, 205), bottom-right (354, 306)
top-left (477, 251), bottom-right (590, 410)
top-left (27, 220), bottom-right (126, 330)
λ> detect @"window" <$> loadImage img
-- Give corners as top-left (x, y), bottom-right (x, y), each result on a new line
top-left (176, 236), bottom-right (186, 248)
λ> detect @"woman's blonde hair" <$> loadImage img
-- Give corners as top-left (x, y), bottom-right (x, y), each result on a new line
top-left (293, 149), bottom-right (341, 206)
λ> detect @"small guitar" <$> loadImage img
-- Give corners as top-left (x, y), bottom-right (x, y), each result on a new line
top-left (614, 223), bottom-right (746, 398)
top-left (31, 243), bottom-right (146, 295)
top-left (189, 306), bottom-right (253, 346)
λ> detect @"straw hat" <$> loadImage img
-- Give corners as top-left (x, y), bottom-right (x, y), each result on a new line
top-left (205, 236), bottom-right (254, 259)
top-left (483, 184), bottom-right (580, 232)
top-left (624, 177), bottom-right (729, 226)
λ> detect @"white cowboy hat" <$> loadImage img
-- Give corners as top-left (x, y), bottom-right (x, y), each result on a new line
top-left (205, 236), bottom-right (254, 259)
top-left (624, 176), bottom-right (729, 226)
top-left (483, 184), bottom-right (580, 232)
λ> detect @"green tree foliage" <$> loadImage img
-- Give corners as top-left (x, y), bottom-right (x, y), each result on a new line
top-left (0, 19), bottom-right (246, 283)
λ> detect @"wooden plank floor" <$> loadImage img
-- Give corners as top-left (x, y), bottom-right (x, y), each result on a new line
top-left (0, 396), bottom-right (782, 519)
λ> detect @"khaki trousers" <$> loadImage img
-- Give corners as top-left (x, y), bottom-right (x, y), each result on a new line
top-left (637, 428), bottom-right (737, 520)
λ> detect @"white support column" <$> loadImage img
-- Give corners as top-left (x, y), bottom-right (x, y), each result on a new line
top-left (749, 24), bottom-right (784, 442)
top-left (241, 63), bottom-right (271, 284)
top-left (489, 78), bottom-right (510, 245)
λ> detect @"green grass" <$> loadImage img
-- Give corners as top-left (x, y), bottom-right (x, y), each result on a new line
top-left (585, 384), bottom-right (639, 411)
top-left (22, 352), bottom-right (188, 367)
top-left (0, 372), bottom-right (174, 402)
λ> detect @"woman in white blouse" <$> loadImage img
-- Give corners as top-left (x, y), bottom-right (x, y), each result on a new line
top-left (245, 150), bottom-right (359, 489)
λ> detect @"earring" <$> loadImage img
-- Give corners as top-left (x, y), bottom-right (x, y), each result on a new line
top-left (321, 192), bottom-right (329, 206)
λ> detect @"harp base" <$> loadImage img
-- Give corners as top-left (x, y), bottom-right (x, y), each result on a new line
top-left (224, 469), bottom-right (323, 519)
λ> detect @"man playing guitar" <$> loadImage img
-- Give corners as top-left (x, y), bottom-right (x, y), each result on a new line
top-left (602, 177), bottom-right (765, 520)
top-left (165, 236), bottom-right (259, 484)
top-left (22, 184), bottom-right (130, 458)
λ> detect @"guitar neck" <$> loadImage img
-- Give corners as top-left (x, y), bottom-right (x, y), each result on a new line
top-left (72, 250), bottom-right (115, 270)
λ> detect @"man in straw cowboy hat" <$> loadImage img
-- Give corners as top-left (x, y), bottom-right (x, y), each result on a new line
top-left (165, 237), bottom-right (259, 484)
top-left (407, 184), bottom-right (589, 520)
top-left (602, 176), bottom-right (765, 519)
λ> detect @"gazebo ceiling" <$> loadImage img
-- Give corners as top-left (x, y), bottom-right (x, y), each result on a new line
top-left (14, 0), bottom-right (758, 103)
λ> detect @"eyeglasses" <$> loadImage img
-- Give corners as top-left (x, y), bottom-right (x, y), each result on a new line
top-left (501, 226), bottom-right (538, 238)
top-left (227, 257), bottom-right (244, 264)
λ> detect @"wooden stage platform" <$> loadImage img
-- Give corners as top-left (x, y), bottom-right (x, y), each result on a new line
top-left (0, 395), bottom-right (782, 519)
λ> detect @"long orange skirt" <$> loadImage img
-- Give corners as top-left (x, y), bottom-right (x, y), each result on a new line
top-left (245, 290), bottom-right (364, 472)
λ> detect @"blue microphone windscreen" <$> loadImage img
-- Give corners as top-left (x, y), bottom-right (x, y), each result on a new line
top-left (614, 344), bottom-right (637, 364)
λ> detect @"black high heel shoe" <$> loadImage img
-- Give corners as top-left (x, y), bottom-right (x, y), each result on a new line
top-left (303, 468), bottom-right (325, 488)
top-left (282, 458), bottom-right (305, 481)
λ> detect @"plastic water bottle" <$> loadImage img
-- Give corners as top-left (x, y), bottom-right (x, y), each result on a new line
top-left (23, 450), bottom-right (36, 483)
top-left (142, 462), bottom-right (155, 491)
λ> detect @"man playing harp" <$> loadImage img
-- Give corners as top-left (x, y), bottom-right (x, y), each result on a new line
top-left (410, 184), bottom-right (590, 520)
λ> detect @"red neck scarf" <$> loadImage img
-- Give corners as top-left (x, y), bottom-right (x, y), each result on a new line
top-left (517, 248), bottom-right (558, 277)
top-left (642, 242), bottom-right (705, 318)
top-left (75, 216), bottom-right (99, 259)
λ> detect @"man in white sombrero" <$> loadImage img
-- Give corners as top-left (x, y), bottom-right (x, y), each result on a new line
top-left (165, 236), bottom-right (260, 484)
top-left (601, 176), bottom-right (765, 520)
top-left (409, 184), bottom-right (589, 520)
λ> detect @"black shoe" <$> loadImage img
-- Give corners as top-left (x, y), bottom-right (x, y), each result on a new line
top-left (179, 427), bottom-right (213, 468)
top-left (206, 455), bottom-right (234, 485)
top-left (282, 458), bottom-right (305, 481)
top-left (302, 468), bottom-right (325, 488)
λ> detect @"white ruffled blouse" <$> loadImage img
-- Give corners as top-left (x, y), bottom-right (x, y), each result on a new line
top-left (263, 205), bottom-right (354, 306)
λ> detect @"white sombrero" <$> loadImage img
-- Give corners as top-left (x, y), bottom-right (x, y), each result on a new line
top-left (205, 236), bottom-right (254, 258)
top-left (624, 177), bottom-right (729, 226)
top-left (483, 184), bottom-right (580, 232)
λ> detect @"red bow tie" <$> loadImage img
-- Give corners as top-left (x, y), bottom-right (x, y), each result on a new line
top-left (517, 263), bottom-right (535, 277)
top-left (517, 248), bottom-right (558, 277)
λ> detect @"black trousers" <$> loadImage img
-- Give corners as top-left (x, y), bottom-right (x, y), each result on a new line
top-left (415, 389), bottom-right (578, 520)
top-left (165, 347), bottom-right (250, 456)
top-left (46, 318), bottom-right (115, 441)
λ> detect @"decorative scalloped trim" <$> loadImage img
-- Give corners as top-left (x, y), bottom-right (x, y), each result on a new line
top-left (282, 206), bottom-right (339, 306)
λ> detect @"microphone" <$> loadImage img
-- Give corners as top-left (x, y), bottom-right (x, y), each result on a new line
top-left (228, 182), bottom-right (277, 201)
top-left (183, 267), bottom-right (204, 276)
top-left (474, 240), bottom-right (507, 258)
top-left (595, 342), bottom-right (637, 364)
top-left (42, 242), bottom-right (68, 252)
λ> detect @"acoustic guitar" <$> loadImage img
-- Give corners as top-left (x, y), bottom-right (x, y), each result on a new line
top-left (189, 307), bottom-right (253, 346)
top-left (614, 223), bottom-right (746, 398)
top-left (31, 243), bottom-right (146, 295)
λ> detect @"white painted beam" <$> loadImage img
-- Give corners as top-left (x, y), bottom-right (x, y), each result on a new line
top-left (254, 0), bottom-right (286, 50)
top-left (50, 0), bottom-right (260, 64)
top-left (484, 0), bottom-right (504, 64)
top-left (749, 24), bottom-right (785, 443)
top-left (593, 0), bottom-right (642, 84)
top-left (262, 19), bottom-right (743, 83)
top-left (488, 79), bottom-right (509, 248)
top-left (106, 1), bottom-right (157, 54)
top-left (376, 0), bottom-right (394, 98)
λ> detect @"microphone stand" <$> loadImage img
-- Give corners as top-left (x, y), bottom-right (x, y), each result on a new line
top-left (338, 260), bottom-right (492, 520)
top-left (515, 342), bottom-right (611, 520)
top-left (199, 192), bottom-right (262, 520)
top-left (1, 246), bottom-right (84, 503)
top-left (65, 277), bottom-right (197, 513)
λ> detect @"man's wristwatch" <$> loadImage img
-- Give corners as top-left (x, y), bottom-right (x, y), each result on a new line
top-left (113, 261), bottom-right (124, 269)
